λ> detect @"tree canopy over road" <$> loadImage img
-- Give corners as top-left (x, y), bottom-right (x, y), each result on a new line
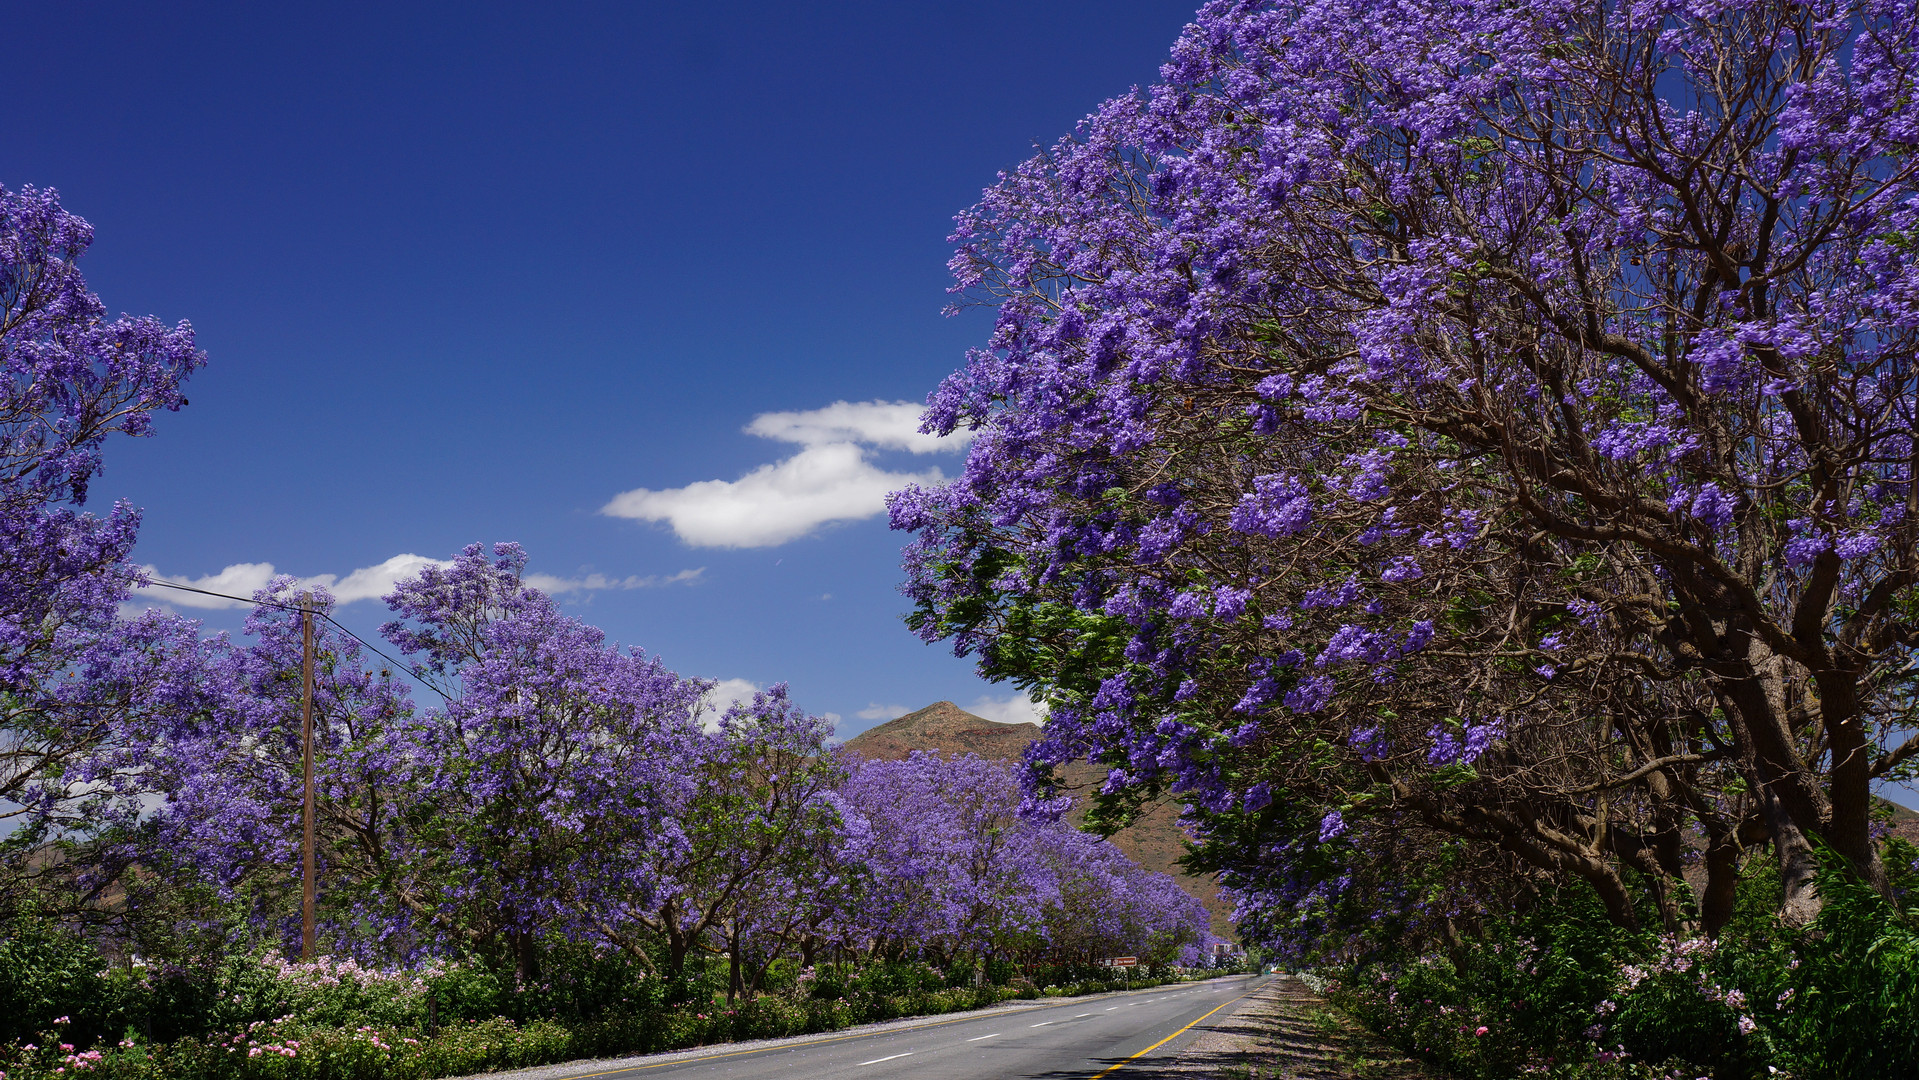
top-left (893, 0), bottom-right (1919, 948)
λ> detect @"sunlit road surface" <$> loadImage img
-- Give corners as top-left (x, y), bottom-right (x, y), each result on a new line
top-left (537, 975), bottom-right (1268, 1080)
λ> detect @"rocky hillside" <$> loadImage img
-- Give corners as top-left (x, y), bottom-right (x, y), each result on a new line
top-left (842, 701), bottom-right (1235, 937)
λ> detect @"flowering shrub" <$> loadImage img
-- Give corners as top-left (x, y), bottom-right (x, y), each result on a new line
top-left (1327, 856), bottom-right (1919, 1079)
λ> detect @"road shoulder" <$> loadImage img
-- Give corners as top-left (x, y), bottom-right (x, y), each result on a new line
top-left (1157, 975), bottom-right (1430, 1079)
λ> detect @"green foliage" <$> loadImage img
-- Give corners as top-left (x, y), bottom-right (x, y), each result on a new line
top-left (0, 915), bottom-right (130, 1048)
top-left (1325, 851), bottom-right (1919, 1079)
top-left (1765, 850), bottom-right (1919, 1079)
top-left (1330, 886), bottom-right (1645, 1078)
top-left (848, 960), bottom-right (945, 998)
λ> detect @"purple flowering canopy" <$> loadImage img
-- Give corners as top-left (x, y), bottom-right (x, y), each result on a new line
top-left (834, 751), bottom-right (1215, 966)
top-left (141, 582), bottom-right (416, 951)
top-left (142, 545), bottom-right (718, 968)
top-left (894, 0), bottom-right (1919, 945)
top-left (0, 185), bottom-right (203, 911)
top-left (142, 555), bottom-right (1209, 972)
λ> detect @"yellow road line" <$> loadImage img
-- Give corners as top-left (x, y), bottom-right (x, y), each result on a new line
top-left (1086, 984), bottom-right (1257, 1080)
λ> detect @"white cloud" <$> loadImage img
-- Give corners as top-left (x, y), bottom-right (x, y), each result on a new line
top-left (699, 677), bottom-right (763, 733)
top-left (327, 554), bottom-right (453, 603)
top-left (136, 556), bottom-right (702, 612)
top-left (523, 567), bottom-right (705, 594)
top-left (967, 693), bottom-right (1049, 727)
top-left (745, 400), bottom-right (969, 455)
top-left (603, 442), bottom-right (943, 549)
top-left (856, 703), bottom-right (909, 721)
top-left (138, 562), bottom-right (279, 608)
top-left (135, 554), bottom-right (453, 610)
top-left (601, 400), bottom-right (971, 549)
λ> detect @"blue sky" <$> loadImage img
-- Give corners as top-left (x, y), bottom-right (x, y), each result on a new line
top-left (3, 1), bottom-right (1201, 738)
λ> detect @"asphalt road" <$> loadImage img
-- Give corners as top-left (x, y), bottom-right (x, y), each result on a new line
top-left (533, 975), bottom-right (1269, 1080)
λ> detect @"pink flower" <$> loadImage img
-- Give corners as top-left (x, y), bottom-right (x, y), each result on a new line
top-left (1475, 1026), bottom-right (1489, 1037)
top-left (54, 1017), bottom-right (70, 1025)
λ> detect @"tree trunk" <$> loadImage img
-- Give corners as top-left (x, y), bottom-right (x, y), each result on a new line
top-left (1759, 785), bottom-right (1822, 928)
top-left (1714, 642), bottom-right (1832, 923)
top-left (1814, 668), bottom-right (1890, 894)
top-left (726, 920), bottom-right (742, 1006)
top-left (1700, 830), bottom-right (1744, 937)
top-left (666, 924), bottom-right (690, 986)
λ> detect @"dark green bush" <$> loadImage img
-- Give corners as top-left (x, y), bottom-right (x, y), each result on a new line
top-left (0, 915), bottom-right (130, 1048)
top-left (1766, 851), bottom-right (1919, 1079)
top-left (1326, 847), bottom-right (1919, 1079)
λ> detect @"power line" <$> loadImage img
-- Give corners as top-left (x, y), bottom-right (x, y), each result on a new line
top-left (137, 577), bottom-right (454, 701)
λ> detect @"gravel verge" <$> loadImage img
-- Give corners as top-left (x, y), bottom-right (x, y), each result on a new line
top-left (1158, 976), bottom-right (1430, 1080)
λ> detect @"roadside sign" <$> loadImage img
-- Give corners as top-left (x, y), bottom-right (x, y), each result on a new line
top-left (1110, 956), bottom-right (1138, 967)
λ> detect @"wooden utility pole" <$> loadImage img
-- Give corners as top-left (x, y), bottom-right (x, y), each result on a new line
top-left (299, 596), bottom-right (318, 960)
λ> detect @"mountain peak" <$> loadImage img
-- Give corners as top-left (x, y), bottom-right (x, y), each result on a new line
top-left (841, 701), bottom-right (1040, 762)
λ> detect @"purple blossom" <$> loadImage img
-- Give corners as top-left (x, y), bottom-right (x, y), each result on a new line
top-left (1835, 530), bottom-right (1882, 559)
top-left (1785, 519), bottom-right (1832, 567)
top-left (1427, 718), bottom-right (1504, 767)
top-left (1381, 556), bottom-right (1423, 582)
top-left (1348, 725), bottom-right (1390, 762)
top-left (1282, 675), bottom-right (1335, 714)
top-left (1688, 483), bottom-right (1736, 532)
top-left (1229, 473), bottom-right (1313, 537)
top-left (1213, 586), bottom-right (1251, 620)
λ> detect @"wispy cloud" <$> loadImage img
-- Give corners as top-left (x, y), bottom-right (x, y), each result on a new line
top-left (601, 400), bottom-right (969, 549)
top-left (138, 557), bottom-right (700, 611)
top-left (524, 567), bottom-right (704, 594)
top-left (744, 400), bottom-right (964, 455)
top-left (967, 693), bottom-right (1048, 727)
top-left (856, 703), bottom-right (909, 721)
top-left (136, 554), bottom-right (451, 610)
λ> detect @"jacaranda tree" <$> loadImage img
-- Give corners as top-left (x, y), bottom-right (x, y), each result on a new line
top-left (141, 554), bottom-right (1208, 981)
top-left (893, 0), bottom-right (1919, 945)
top-left (0, 185), bottom-right (202, 920)
top-left (604, 683), bottom-right (846, 994)
top-left (376, 543), bottom-right (711, 975)
top-left (140, 581), bottom-right (419, 957)
top-left (834, 751), bottom-right (1215, 967)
